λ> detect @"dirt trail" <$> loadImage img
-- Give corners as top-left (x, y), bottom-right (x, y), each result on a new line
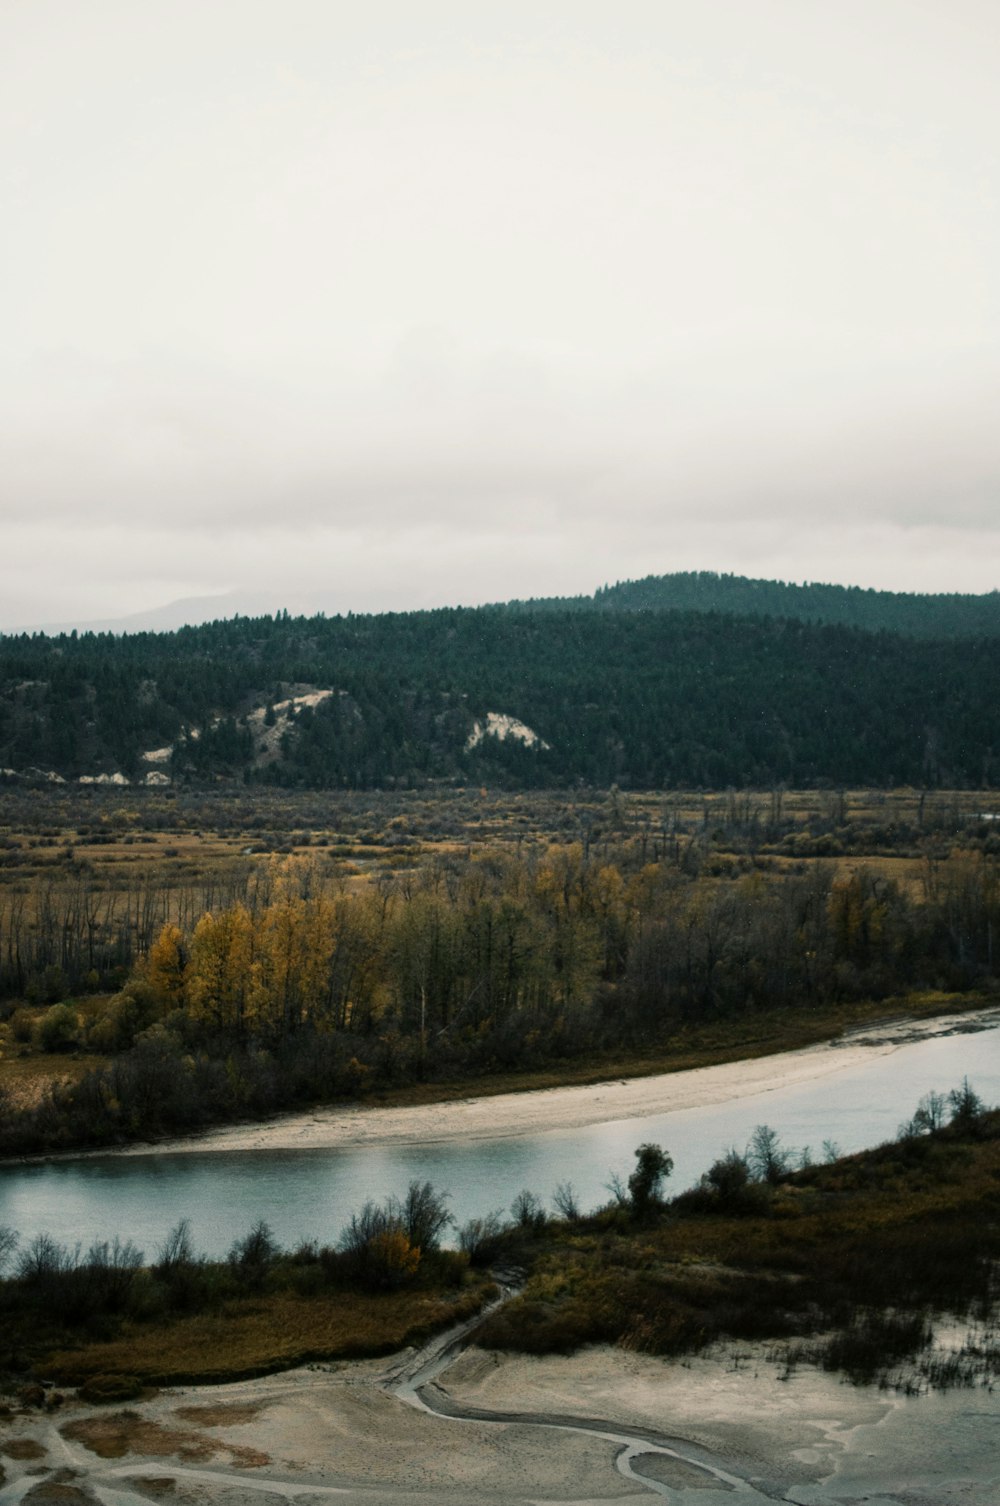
top-left (383, 1294), bottom-right (776, 1501)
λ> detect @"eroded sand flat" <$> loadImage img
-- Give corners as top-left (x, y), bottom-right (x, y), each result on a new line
top-left (0, 1363), bottom-right (643, 1505)
top-left (438, 1345), bottom-right (1000, 1505)
top-left (3, 1341), bottom-right (999, 1505)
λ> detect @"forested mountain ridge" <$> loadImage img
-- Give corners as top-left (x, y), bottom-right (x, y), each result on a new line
top-left (498, 571), bottom-right (1000, 638)
top-left (2, 602), bottom-right (999, 789)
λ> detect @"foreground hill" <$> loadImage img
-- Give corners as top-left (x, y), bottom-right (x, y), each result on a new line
top-left (2, 603), bottom-right (999, 788)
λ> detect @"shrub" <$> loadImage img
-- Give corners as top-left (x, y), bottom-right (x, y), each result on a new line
top-left (693, 1149), bottom-right (771, 1216)
top-left (153, 1219), bottom-right (205, 1311)
top-left (0, 1225), bottom-right (18, 1275)
top-left (706, 1149), bottom-right (750, 1199)
top-left (458, 1212), bottom-right (507, 1266)
top-left (228, 1220), bottom-right (279, 1289)
top-left (511, 1189), bottom-right (546, 1233)
top-left (78, 1373), bottom-right (144, 1404)
top-left (84, 1238), bottom-right (145, 1313)
top-left (36, 1003), bottom-right (80, 1054)
top-left (552, 1183), bottom-right (580, 1221)
top-left (949, 1078), bottom-right (987, 1138)
top-left (367, 1229), bottom-right (421, 1288)
top-left (399, 1181), bottom-right (452, 1252)
top-left (41, 965), bottom-right (68, 1004)
top-left (154, 1219), bottom-right (195, 1278)
top-left (339, 1199), bottom-right (423, 1290)
top-left (628, 1143), bottom-right (673, 1218)
top-left (17, 1232), bottom-right (79, 1285)
top-left (823, 1311), bottom-right (931, 1385)
top-left (9, 1008), bottom-right (35, 1044)
top-left (746, 1125), bottom-right (790, 1185)
top-left (87, 986), bottom-right (162, 1054)
top-left (912, 1090), bottom-right (949, 1134)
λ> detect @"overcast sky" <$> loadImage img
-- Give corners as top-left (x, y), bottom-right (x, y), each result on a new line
top-left (2, 0), bottom-right (999, 628)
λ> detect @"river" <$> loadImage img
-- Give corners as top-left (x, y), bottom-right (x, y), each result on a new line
top-left (1, 1012), bottom-right (998, 1257)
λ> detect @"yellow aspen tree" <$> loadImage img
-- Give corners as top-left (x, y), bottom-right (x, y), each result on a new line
top-left (144, 922), bottom-right (186, 1005)
top-left (299, 894), bottom-right (336, 1027)
top-left (185, 904), bottom-right (256, 1033)
top-left (346, 887), bottom-right (394, 1033)
top-left (256, 892), bottom-right (335, 1036)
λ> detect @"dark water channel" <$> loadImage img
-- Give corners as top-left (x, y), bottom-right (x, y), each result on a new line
top-left (2, 1020), bottom-right (998, 1257)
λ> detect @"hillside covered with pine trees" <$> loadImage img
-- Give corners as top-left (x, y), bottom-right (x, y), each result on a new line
top-left (2, 575), bottom-right (999, 790)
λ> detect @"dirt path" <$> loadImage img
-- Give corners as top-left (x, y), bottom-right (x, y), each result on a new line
top-left (383, 1294), bottom-right (776, 1500)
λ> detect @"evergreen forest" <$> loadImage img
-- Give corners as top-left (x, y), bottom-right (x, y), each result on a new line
top-left (2, 573), bottom-right (999, 789)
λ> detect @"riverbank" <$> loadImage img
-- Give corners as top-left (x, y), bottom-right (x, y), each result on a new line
top-left (3, 989), bottom-right (993, 1165)
top-left (110, 1002), bottom-right (1000, 1157)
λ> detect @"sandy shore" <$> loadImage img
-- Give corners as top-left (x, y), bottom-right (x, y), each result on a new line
top-left (116, 1006), bottom-right (1000, 1158)
top-left (2, 1339), bottom-right (997, 1504)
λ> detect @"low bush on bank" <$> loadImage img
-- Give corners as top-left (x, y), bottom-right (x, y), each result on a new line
top-left (0, 1183), bottom-right (489, 1387)
top-left (42, 1284), bottom-right (492, 1387)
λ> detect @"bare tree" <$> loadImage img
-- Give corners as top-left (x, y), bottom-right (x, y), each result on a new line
top-left (746, 1125), bottom-right (790, 1185)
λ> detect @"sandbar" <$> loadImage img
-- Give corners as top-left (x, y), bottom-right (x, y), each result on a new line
top-left (116, 1007), bottom-right (1000, 1158)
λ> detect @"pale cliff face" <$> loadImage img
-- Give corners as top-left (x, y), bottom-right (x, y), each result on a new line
top-left (466, 713), bottom-right (550, 752)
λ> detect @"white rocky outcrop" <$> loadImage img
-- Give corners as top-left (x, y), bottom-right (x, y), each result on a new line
top-left (245, 688), bottom-right (335, 763)
top-left (466, 712), bottom-right (550, 752)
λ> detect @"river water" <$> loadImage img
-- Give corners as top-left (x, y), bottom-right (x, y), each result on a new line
top-left (1, 1018), bottom-right (998, 1258)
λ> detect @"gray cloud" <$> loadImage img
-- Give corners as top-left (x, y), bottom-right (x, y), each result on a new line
top-left (4, 343), bottom-right (997, 532)
top-left (2, 1), bottom-right (999, 626)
